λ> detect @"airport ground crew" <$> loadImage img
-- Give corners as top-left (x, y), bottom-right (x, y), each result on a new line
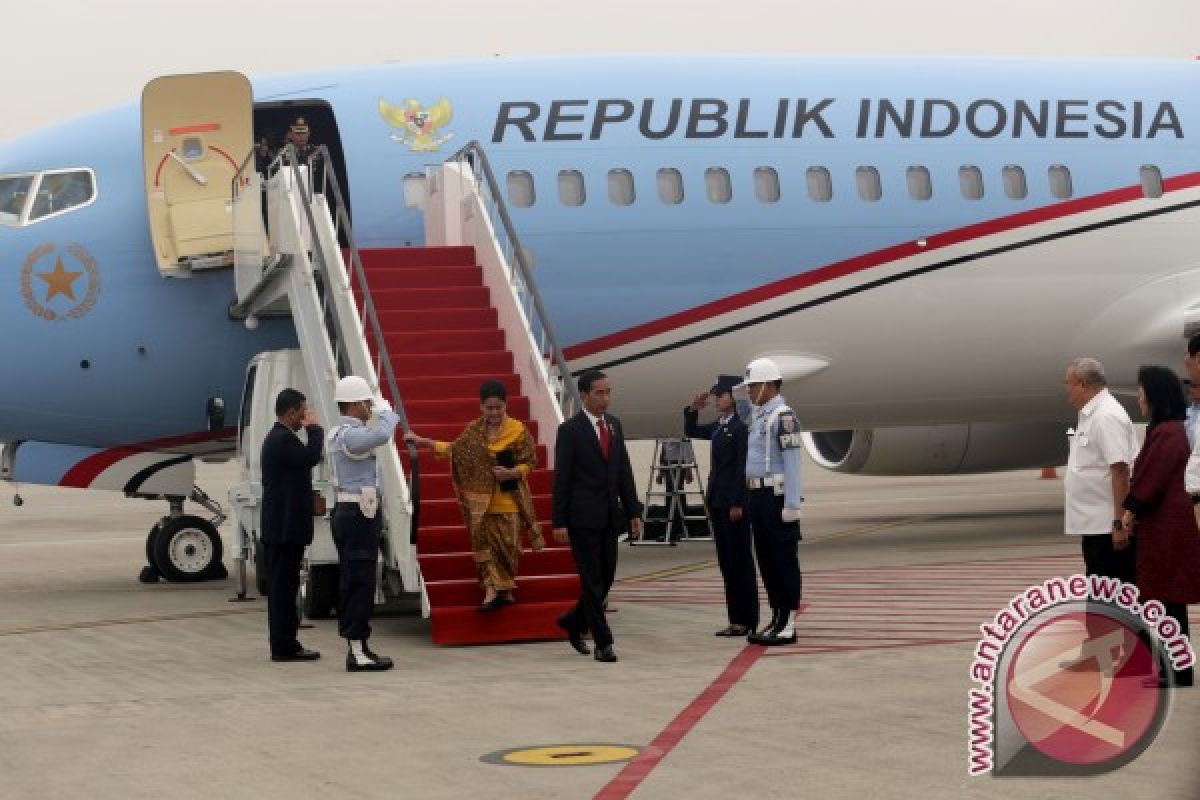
top-left (328, 375), bottom-right (400, 671)
top-left (738, 358), bottom-right (803, 646)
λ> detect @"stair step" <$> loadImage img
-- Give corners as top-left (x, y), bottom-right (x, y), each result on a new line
top-left (429, 600), bottom-right (577, 646)
top-left (418, 548), bottom-right (576, 582)
top-left (363, 266), bottom-right (483, 290)
top-left (420, 494), bottom-right (552, 527)
top-left (404, 396), bottom-right (530, 427)
top-left (419, 468), bottom-right (553, 499)
top-left (404, 443), bottom-right (547, 477)
top-left (393, 351), bottom-right (513, 377)
top-left (365, 287), bottom-right (491, 310)
top-left (424, 574), bottom-right (579, 607)
top-left (394, 373), bottom-right (521, 402)
top-left (383, 329), bottom-right (505, 354)
top-left (378, 308), bottom-right (499, 332)
top-left (357, 246), bottom-right (476, 269)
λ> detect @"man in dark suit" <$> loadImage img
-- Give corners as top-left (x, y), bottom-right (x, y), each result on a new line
top-left (685, 375), bottom-right (759, 637)
top-left (260, 388), bottom-right (324, 662)
top-left (553, 370), bottom-right (643, 663)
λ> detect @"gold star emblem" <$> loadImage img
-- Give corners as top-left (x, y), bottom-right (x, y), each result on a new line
top-left (37, 257), bottom-right (83, 302)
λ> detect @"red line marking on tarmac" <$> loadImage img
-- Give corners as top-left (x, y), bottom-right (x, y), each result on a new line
top-left (763, 637), bottom-right (977, 656)
top-left (594, 645), bottom-right (764, 800)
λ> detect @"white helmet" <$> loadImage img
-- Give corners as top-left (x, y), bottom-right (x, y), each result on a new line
top-left (738, 357), bottom-right (783, 386)
top-left (334, 375), bottom-right (374, 403)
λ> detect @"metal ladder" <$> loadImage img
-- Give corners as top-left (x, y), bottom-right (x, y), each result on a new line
top-left (635, 437), bottom-right (714, 546)
top-left (226, 144), bottom-right (422, 596)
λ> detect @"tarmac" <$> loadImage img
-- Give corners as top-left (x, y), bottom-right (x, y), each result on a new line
top-left (1, 446), bottom-right (1197, 799)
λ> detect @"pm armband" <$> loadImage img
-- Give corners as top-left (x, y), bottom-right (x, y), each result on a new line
top-left (776, 412), bottom-right (802, 449)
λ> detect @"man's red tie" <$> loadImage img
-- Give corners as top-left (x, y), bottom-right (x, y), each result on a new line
top-left (597, 417), bottom-right (611, 460)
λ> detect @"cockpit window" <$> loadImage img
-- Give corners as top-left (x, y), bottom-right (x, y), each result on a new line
top-left (0, 169), bottom-right (96, 227)
top-left (0, 174), bottom-right (34, 226)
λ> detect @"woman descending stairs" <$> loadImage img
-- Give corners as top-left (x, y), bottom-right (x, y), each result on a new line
top-left (357, 245), bottom-right (579, 645)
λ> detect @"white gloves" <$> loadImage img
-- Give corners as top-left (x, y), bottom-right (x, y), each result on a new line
top-left (372, 395), bottom-right (393, 414)
top-left (781, 508), bottom-right (802, 524)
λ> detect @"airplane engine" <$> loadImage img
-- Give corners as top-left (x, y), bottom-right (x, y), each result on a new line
top-left (803, 421), bottom-right (1070, 476)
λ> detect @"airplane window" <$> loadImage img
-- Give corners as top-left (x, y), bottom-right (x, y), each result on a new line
top-left (806, 167), bottom-right (832, 202)
top-left (181, 137), bottom-right (205, 160)
top-left (402, 173), bottom-right (427, 210)
top-left (959, 166), bottom-right (984, 201)
top-left (754, 167), bottom-right (780, 203)
top-left (1048, 165), bottom-right (1073, 199)
top-left (657, 168), bottom-right (684, 204)
top-left (1002, 166), bottom-right (1027, 200)
top-left (906, 166), bottom-right (932, 201)
top-left (705, 168), bottom-right (732, 204)
top-left (0, 174), bottom-right (34, 226)
top-left (608, 169), bottom-right (635, 206)
top-left (506, 170), bottom-right (535, 208)
top-left (559, 170), bottom-right (586, 206)
top-left (1140, 165), bottom-right (1164, 199)
top-left (856, 167), bottom-right (882, 202)
top-left (28, 170), bottom-right (96, 222)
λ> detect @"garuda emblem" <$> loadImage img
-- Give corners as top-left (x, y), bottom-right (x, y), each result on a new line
top-left (378, 97), bottom-right (454, 152)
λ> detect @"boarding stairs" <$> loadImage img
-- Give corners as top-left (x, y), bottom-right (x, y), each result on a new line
top-left (230, 143), bottom-right (582, 645)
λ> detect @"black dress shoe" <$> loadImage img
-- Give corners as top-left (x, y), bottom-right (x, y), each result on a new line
top-left (271, 648), bottom-right (321, 662)
top-left (478, 597), bottom-right (505, 612)
top-left (715, 625), bottom-right (748, 637)
top-left (594, 645), bottom-right (618, 663)
top-left (557, 617), bottom-right (591, 655)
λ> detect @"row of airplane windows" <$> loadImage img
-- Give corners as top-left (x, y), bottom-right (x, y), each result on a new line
top-left (404, 164), bottom-right (1168, 210)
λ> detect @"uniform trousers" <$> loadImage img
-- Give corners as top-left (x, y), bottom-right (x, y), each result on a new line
top-left (747, 488), bottom-right (801, 612)
top-left (331, 502), bottom-right (382, 641)
top-left (264, 542), bottom-right (305, 657)
top-left (559, 526), bottom-right (618, 649)
top-left (712, 506), bottom-right (759, 628)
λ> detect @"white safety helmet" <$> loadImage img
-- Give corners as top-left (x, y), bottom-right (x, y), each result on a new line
top-left (738, 357), bottom-right (783, 386)
top-left (334, 375), bottom-right (374, 403)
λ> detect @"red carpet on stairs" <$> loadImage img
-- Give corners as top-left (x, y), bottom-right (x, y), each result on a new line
top-left (357, 246), bottom-right (579, 645)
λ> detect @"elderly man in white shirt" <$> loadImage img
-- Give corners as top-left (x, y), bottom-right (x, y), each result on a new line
top-left (1064, 357), bottom-right (1139, 582)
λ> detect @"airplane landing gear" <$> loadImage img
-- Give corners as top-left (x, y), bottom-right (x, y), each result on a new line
top-left (139, 487), bottom-right (228, 583)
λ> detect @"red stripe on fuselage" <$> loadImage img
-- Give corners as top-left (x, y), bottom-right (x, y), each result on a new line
top-left (564, 171), bottom-right (1200, 361)
top-left (59, 428), bottom-right (235, 488)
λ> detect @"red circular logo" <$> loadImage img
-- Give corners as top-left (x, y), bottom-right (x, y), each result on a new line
top-left (1005, 611), bottom-right (1163, 766)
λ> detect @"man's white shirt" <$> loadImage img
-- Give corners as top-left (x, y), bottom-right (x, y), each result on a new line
top-left (1064, 389), bottom-right (1138, 535)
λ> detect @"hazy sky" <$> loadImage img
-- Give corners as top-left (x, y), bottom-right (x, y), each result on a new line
top-left (2, 0), bottom-right (1197, 142)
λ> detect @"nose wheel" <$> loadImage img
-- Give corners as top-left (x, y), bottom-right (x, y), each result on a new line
top-left (138, 487), bottom-right (228, 583)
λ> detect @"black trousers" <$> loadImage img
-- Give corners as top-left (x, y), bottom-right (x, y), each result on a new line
top-left (331, 502), bottom-right (382, 641)
top-left (712, 506), bottom-right (759, 628)
top-left (1080, 533), bottom-right (1136, 584)
top-left (264, 542), bottom-right (305, 657)
top-left (747, 489), bottom-right (801, 613)
top-left (560, 526), bottom-right (618, 649)
top-left (1161, 603), bottom-right (1195, 684)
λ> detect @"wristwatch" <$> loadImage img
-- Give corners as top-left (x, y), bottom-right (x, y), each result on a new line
top-left (1112, 519), bottom-right (1124, 531)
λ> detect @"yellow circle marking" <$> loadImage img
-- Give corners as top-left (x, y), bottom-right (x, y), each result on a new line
top-left (501, 745), bottom-right (639, 766)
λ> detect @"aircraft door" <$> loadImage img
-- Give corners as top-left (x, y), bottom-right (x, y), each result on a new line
top-left (142, 71), bottom-right (253, 275)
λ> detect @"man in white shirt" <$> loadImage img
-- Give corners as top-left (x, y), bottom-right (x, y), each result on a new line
top-left (1182, 335), bottom-right (1200, 506)
top-left (1064, 357), bottom-right (1138, 583)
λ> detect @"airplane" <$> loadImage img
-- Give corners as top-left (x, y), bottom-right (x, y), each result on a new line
top-left (1, 54), bottom-right (1197, 581)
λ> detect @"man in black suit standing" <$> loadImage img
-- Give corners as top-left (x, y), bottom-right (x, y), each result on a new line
top-left (685, 375), bottom-right (759, 637)
top-left (553, 370), bottom-right (643, 663)
top-left (260, 388), bottom-right (324, 662)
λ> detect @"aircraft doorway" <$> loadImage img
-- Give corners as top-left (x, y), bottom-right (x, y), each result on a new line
top-left (253, 101), bottom-right (351, 226)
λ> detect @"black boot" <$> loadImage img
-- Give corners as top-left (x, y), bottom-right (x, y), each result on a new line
top-left (749, 609), bottom-right (782, 644)
top-left (346, 639), bottom-right (393, 671)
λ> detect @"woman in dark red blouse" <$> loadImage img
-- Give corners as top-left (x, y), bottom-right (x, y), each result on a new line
top-left (1120, 365), bottom-right (1200, 688)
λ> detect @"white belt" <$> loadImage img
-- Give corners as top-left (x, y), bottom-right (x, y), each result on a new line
top-left (746, 475), bottom-right (783, 490)
top-left (337, 492), bottom-right (362, 503)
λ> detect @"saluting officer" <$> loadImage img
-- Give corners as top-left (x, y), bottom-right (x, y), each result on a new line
top-left (328, 375), bottom-right (400, 672)
top-left (685, 374), bottom-right (759, 637)
top-left (739, 358), bottom-right (804, 646)
top-left (285, 116), bottom-right (321, 165)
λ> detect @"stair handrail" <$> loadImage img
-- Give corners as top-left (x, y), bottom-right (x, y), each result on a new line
top-left (444, 141), bottom-right (583, 418)
top-left (234, 144), bottom-right (421, 544)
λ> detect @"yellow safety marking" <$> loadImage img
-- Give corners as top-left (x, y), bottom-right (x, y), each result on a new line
top-left (497, 745), bottom-right (640, 766)
top-left (0, 608), bottom-right (264, 637)
top-left (810, 515), bottom-right (937, 543)
top-left (620, 560), bottom-right (718, 583)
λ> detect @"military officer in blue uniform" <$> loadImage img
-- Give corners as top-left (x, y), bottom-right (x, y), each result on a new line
top-left (685, 374), bottom-right (759, 637)
top-left (738, 358), bottom-right (803, 646)
top-left (328, 375), bottom-right (400, 672)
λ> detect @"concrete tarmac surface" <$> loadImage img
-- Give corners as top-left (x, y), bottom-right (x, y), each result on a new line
top-left (1, 453), bottom-right (1197, 799)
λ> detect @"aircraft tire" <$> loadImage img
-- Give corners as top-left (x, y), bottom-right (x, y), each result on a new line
top-left (303, 564), bottom-right (339, 619)
top-left (153, 515), bottom-right (225, 583)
